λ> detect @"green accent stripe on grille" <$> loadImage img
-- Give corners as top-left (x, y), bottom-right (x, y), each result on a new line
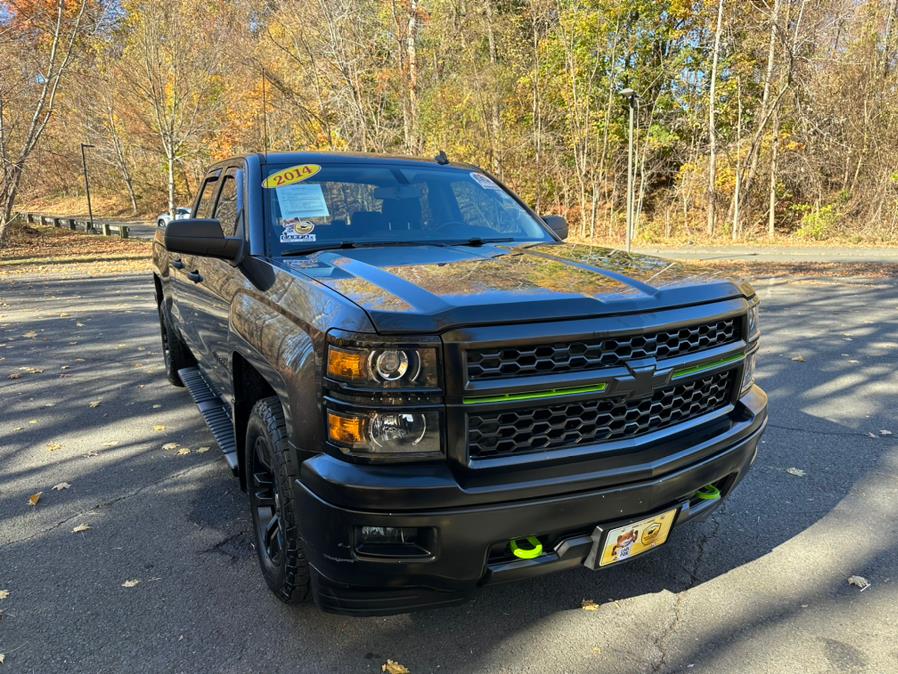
top-left (463, 383), bottom-right (607, 406)
top-left (672, 353), bottom-right (744, 380)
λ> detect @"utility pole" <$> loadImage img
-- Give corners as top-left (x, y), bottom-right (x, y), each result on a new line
top-left (620, 88), bottom-right (639, 253)
top-left (80, 143), bottom-right (95, 232)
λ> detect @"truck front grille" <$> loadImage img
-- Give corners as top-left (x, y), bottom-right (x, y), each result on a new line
top-left (467, 370), bottom-right (734, 458)
top-left (466, 318), bottom-right (738, 380)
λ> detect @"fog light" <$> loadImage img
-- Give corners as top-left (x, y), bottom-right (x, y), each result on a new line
top-left (355, 526), bottom-right (435, 559)
top-left (359, 526), bottom-right (417, 543)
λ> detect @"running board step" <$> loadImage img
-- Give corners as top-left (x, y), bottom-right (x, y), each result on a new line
top-left (178, 367), bottom-right (238, 475)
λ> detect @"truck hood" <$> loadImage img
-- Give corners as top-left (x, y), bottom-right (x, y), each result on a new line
top-left (275, 242), bottom-right (753, 333)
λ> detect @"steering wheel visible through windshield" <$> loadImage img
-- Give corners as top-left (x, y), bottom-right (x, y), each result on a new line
top-left (261, 162), bottom-right (553, 254)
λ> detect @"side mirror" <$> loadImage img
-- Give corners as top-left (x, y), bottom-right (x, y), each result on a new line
top-left (164, 218), bottom-right (242, 260)
top-left (542, 214), bottom-right (568, 240)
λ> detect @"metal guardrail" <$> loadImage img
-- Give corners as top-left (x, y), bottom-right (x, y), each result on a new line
top-left (20, 212), bottom-right (130, 239)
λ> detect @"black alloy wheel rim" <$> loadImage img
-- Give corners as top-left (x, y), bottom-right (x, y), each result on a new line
top-left (251, 436), bottom-right (284, 566)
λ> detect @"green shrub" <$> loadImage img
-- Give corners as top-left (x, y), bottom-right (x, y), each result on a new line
top-left (795, 204), bottom-right (840, 240)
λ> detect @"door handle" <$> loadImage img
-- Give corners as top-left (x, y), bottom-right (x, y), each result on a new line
top-left (187, 271), bottom-right (203, 283)
top-left (171, 259), bottom-right (185, 269)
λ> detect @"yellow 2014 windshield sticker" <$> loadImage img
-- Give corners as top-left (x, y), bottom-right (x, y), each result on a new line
top-left (262, 164), bottom-right (321, 189)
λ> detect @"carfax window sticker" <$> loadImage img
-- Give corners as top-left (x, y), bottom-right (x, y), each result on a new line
top-left (279, 219), bottom-right (317, 244)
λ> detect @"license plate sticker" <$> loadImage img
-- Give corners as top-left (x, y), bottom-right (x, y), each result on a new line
top-left (599, 509), bottom-right (678, 567)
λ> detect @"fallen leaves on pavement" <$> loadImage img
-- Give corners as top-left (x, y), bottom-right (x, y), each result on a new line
top-left (790, 354), bottom-right (806, 363)
top-left (196, 446), bottom-right (210, 453)
top-left (848, 575), bottom-right (871, 591)
top-left (51, 482), bottom-right (71, 491)
top-left (880, 429), bottom-right (893, 436)
top-left (46, 442), bottom-right (62, 452)
top-left (28, 492), bottom-right (42, 507)
top-left (121, 579), bottom-right (140, 588)
top-left (161, 442), bottom-right (178, 451)
top-left (382, 660), bottom-right (410, 674)
top-left (153, 424), bottom-right (166, 432)
top-left (88, 400), bottom-right (102, 408)
top-left (785, 467), bottom-right (806, 477)
top-left (0, 590), bottom-right (9, 599)
top-left (581, 599), bottom-right (601, 611)
top-left (176, 447), bottom-right (191, 456)
top-left (72, 523), bottom-right (91, 533)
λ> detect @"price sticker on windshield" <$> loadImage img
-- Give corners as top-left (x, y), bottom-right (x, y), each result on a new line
top-left (263, 164), bottom-right (321, 189)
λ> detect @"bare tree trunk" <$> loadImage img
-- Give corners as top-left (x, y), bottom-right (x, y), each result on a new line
top-left (738, 0), bottom-right (780, 221)
top-left (732, 77), bottom-right (743, 240)
top-left (529, 6), bottom-right (543, 212)
top-left (706, 0), bottom-right (725, 237)
top-left (167, 147), bottom-right (176, 217)
top-left (405, 0), bottom-right (420, 154)
top-left (484, 1), bottom-right (502, 175)
top-left (767, 110), bottom-right (779, 237)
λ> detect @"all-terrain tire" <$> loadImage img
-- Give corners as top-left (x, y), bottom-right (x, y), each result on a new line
top-left (157, 303), bottom-right (193, 386)
top-left (246, 396), bottom-right (311, 605)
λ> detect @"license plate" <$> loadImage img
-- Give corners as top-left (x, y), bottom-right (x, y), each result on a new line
top-left (598, 508), bottom-right (678, 567)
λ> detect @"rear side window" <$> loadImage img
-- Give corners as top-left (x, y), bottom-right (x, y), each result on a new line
top-left (195, 176), bottom-right (219, 218)
top-left (214, 174), bottom-right (240, 237)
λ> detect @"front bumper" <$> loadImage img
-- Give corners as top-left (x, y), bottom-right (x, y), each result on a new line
top-left (295, 387), bottom-right (767, 616)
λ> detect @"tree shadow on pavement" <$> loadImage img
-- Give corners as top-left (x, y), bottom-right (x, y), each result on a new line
top-left (0, 274), bottom-right (896, 673)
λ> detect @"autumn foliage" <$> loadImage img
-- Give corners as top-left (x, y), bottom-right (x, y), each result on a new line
top-left (3, 0), bottom-right (898, 243)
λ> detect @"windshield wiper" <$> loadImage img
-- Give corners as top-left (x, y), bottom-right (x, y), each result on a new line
top-left (280, 241), bottom-right (357, 256)
top-left (281, 238), bottom-right (515, 256)
top-left (448, 237), bottom-right (514, 247)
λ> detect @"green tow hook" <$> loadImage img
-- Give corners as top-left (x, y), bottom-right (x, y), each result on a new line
top-left (509, 535), bottom-right (543, 560)
top-left (695, 484), bottom-right (722, 501)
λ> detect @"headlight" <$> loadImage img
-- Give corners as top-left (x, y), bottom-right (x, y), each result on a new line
top-left (747, 303), bottom-right (760, 339)
top-left (741, 351), bottom-right (757, 395)
top-left (327, 344), bottom-right (439, 388)
top-left (327, 409), bottom-right (443, 460)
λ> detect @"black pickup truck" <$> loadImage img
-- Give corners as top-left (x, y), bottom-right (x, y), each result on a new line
top-left (152, 152), bottom-right (767, 615)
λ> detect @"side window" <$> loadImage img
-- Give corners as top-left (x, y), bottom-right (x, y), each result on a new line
top-left (195, 176), bottom-right (219, 219)
top-left (214, 173), bottom-right (240, 237)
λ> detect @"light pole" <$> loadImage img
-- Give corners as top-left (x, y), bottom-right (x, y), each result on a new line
top-left (620, 88), bottom-right (639, 253)
top-left (80, 143), bottom-right (95, 232)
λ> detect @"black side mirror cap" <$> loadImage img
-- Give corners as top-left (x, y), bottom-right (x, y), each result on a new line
top-left (542, 214), bottom-right (568, 240)
top-left (164, 218), bottom-right (242, 260)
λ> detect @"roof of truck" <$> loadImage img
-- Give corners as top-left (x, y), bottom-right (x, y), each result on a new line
top-left (241, 151), bottom-right (478, 171)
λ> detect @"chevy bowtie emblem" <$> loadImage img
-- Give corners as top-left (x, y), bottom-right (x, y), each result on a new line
top-left (621, 359), bottom-right (672, 398)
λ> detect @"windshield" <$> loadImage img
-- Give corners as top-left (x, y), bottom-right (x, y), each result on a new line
top-left (261, 162), bottom-right (552, 254)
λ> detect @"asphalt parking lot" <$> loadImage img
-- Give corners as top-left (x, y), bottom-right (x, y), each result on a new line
top-left (1, 272), bottom-right (897, 673)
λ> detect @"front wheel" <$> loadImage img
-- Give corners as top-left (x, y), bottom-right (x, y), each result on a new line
top-left (247, 397), bottom-right (311, 604)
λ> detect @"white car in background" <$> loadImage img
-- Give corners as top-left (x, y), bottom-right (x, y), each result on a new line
top-left (156, 207), bottom-right (191, 228)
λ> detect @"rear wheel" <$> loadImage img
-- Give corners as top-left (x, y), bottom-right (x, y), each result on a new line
top-left (157, 303), bottom-right (193, 386)
top-left (247, 397), bottom-right (310, 604)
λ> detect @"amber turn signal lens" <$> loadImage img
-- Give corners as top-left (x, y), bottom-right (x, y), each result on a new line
top-left (327, 346), bottom-right (366, 381)
top-left (327, 411), bottom-right (365, 445)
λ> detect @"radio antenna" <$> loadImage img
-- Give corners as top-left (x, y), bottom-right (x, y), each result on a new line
top-left (261, 66), bottom-right (269, 156)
